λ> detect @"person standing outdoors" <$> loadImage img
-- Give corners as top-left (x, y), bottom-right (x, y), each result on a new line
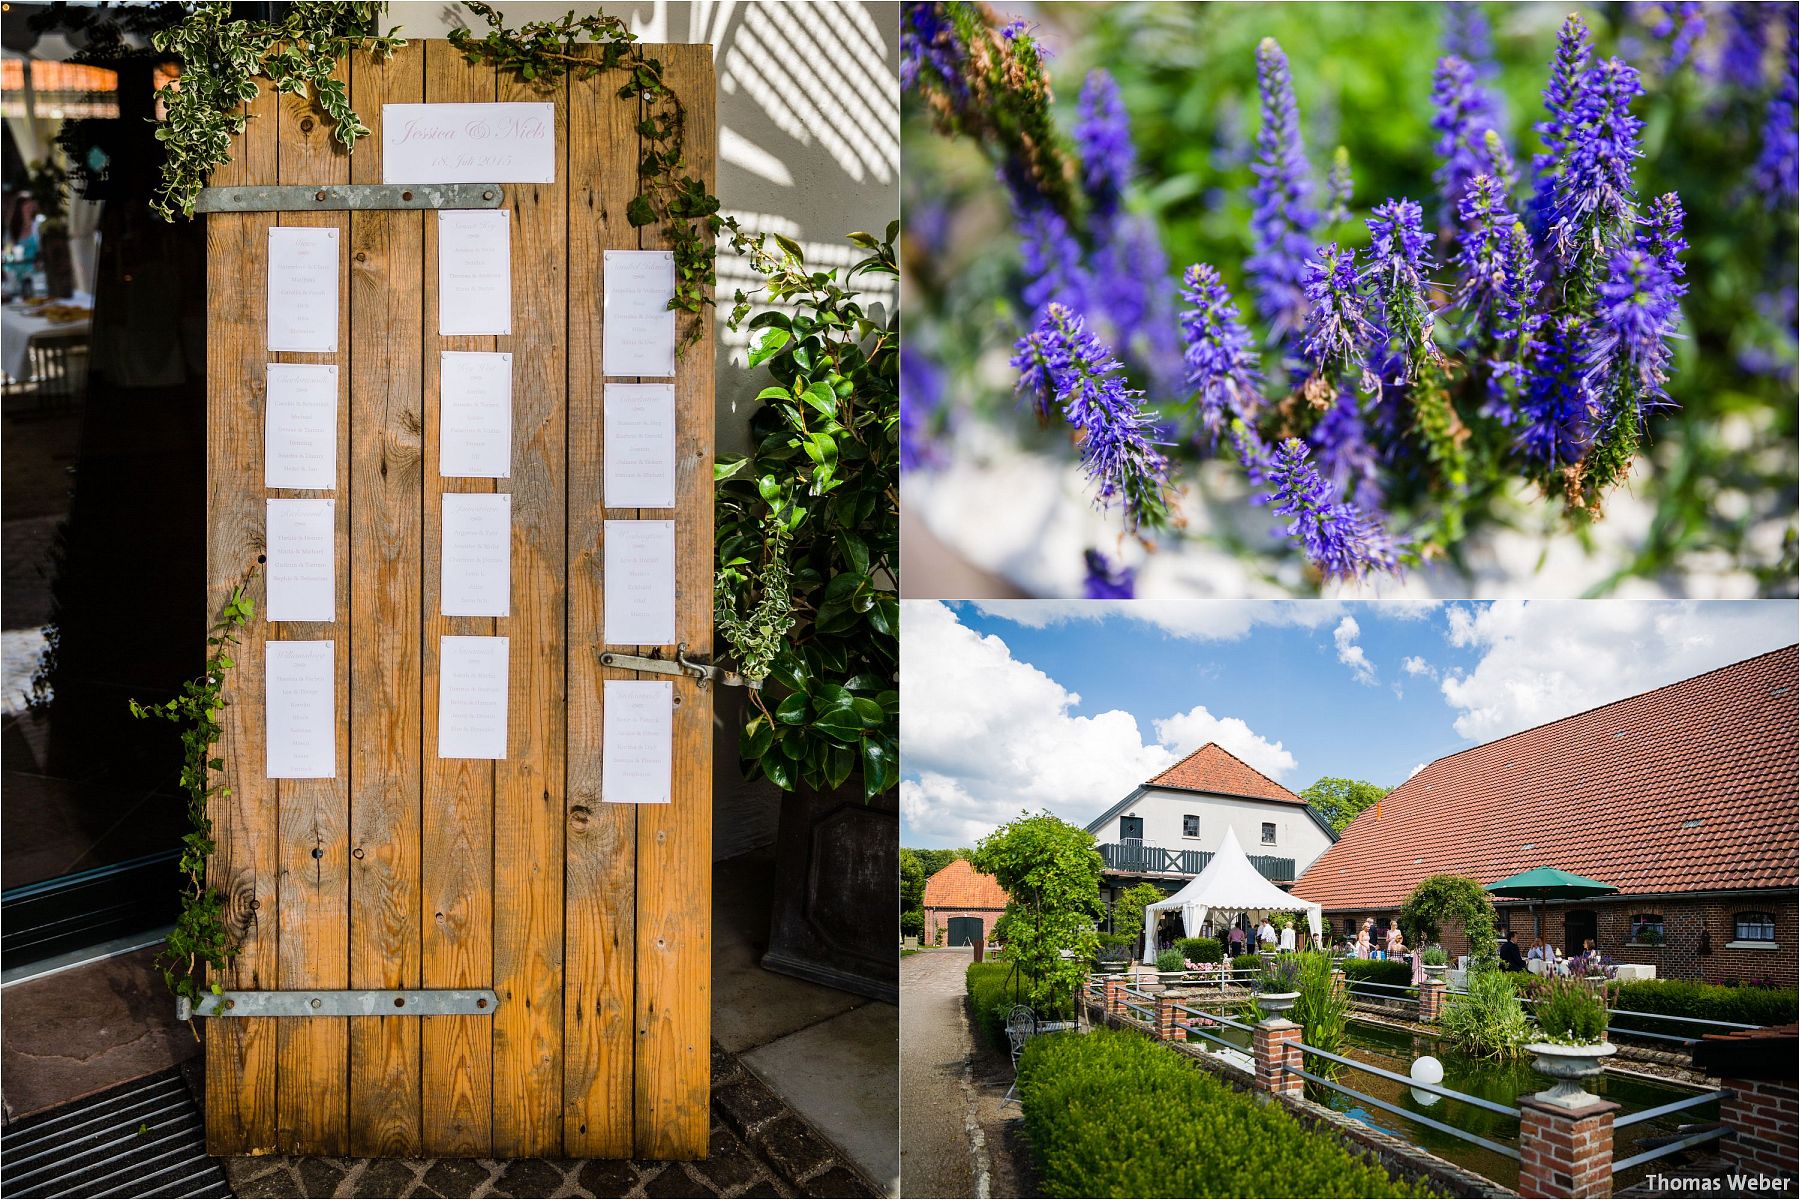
top-left (1278, 920), bottom-right (1296, 953)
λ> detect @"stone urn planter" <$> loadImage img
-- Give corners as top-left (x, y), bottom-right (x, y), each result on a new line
top-left (1524, 1041), bottom-right (1617, 1104)
top-left (1423, 964), bottom-right (1449, 980)
top-left (1255, 991), bottom-right (1300, 1017)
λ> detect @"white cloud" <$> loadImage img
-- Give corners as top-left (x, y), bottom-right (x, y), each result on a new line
top-left (1437, 601), bottom-right (1797, 741)
top-left (1151, 707), bottom-right (1299, 781)
top-left (1333, 616), bottom-right (1377, 685)
top-left (899, 601), bottom-right (1297, 845)
top-left (1402, 655), bottom-right (1438, 679)
top-left (1407, 763), bottom-right (1426, 778)
top-left (966, 600), bottom-right (1344, 641)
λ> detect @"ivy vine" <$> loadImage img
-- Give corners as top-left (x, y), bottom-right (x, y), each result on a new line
top-left (128, 576), bottom-right (257, 1009)
top-left (148, 1), bottom-right (728, 353)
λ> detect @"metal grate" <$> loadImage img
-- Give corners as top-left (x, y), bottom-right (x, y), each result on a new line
top-left (1, 1068), bottom-right (231, 1198)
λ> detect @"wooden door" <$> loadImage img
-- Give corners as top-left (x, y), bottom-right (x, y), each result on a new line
top-left (202, 41), bottom-right (715, 1160)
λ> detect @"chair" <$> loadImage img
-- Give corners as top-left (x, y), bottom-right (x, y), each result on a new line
top-left (1001, 1005), bottom-right (1037, 1107)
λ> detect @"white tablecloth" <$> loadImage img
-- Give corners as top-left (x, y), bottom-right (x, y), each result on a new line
top-left (3, 304), bottom-right (92, 381)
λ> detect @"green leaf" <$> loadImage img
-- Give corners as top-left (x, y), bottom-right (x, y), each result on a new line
top-left (748, 326), bottom-right (791, 367)
top-left (626, 194), bottom-right (656, 226)
top-left (850, 697), bottom-right (884, 728)
top-left (740, 716), bottom-right (773, 760)
top-left (861, 738), bottom-right (892, 796)
top-left (714, 456), bottom-right (748, 482)
top-left (813, 707), bottom-right (865, 742)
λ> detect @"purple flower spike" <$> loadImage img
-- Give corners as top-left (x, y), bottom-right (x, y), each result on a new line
top-left (1302, 243), bottom-right (1374, 382)
top-left (1015, 200), bottom-right (1089, 319)
top-left (1083, 549), bottom-right (1136, 598)
top-left (1444, 3), bottom-right (1498, 76)
top-left (1754, 9), bottom-right (1798, 208)
top-left (1076, 70), bottom-right (1134, 225)
top-left (1550, 57), bottom-right (1645, 271)
top-left (1517, 317), bottom-right (1593, 466)
top-left (1716, 4), bottom-right (1769, 89)
top-left (1325, 146), bottom-right (1354, 224)
top-left (1363, 198), bottom-right (1439, 376)
top-left (1265, 438), bottom-right (1398, 580)
top-left (1179, 263), bottom-right (1263, 440)
top-left (1454, 174), bottom-right (1539, 341)
top-left (1247, 38), bottom-right (1320, 342)
top-left (1648, 2), bottom-right (1706, 74)
top-left (1011, 303), bottom-right (1171, 527)
top-left (1530, 15), bottom-right (1594, 238)
top-left (1434, 56), bottom-right (1507, 227)
top-left (900, 3), bottom-right (966, 99)
top-left (900, 344), bottom-right (946, 471)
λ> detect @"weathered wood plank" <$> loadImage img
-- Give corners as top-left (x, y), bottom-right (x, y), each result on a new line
top-left (419, 40), bottom-right (498, 1158)
top-left (489, 61), bottom-right (569, 1160)
top-left (204, 76), bottom-right (279, 1159)
top-left (564, 41), bottom-right (639, 1159)
top-left (634, 43), bottom-right (715, 1161)
top-left (272, 62), bottom-right (353, 1157)
top-left (346, 43), bottom-right (424, 1158)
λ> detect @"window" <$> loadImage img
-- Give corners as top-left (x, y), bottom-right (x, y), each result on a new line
top-left (1344, 918), bottom-right (1358, 936)
top-left (1629, 914), bottom-right (1665, 945)
top-left (1261, 822), bottom-right (1276, 845)
top-left (1734, 912), bottom-right (1777, 943)
top-left (1182, 814), bottom-right (1200, 838)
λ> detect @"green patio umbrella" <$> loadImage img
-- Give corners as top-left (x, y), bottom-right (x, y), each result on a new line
top-left (1486, 867), bottom-right (1618, 946)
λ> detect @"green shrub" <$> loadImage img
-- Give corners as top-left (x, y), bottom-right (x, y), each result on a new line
top-left (1232, 953), bottom-right (1263, 975)
top-left (1017, 1027), bottom-right (1436, 1198)
top-left (1155, 949), bottom-right (1186, 972)
top-left (966, 960), bottom-right (1019, 1048)
top-left (1176, 936), bottom-right (1222, 963)
top-left (1440, 968), bottom-right (1533, 1059)
top-left (1615, 979), bottom-right (1799, 1029)
top-left (1339, 958), bottom-right (1413, 988)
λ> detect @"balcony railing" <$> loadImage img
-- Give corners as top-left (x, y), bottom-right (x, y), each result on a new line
top-left (1099, 839), bottom-right (1295, 882)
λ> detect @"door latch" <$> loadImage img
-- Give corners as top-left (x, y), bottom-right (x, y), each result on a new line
top-left (597, 643), bottom-right (760, 690)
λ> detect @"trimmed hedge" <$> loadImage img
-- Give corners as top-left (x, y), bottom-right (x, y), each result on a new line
top-left (1176, 936), bottom-right (1222, 963)
top-left (1614, 979), bottom-right (1798, 1029)
top-left (1339, 958), bottom-right (1414, 988)
top-left (1017, 1027), bottom-right (1436, 1198)
top-left (967, 960), bottom-right (1075, 1049)
top-left (1231, 953), bottom-right (1263, 975)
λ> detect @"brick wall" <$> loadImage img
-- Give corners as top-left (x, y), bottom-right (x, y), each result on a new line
top-left (1326, 893), bottom-right (1798, 983)
top-left (1721, 1077), bottom-right (1800, 1178)
top-left (923, 907), bottom-right (1002, 945)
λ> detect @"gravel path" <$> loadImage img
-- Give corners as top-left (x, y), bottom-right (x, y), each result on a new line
top-left (900, 948), bottom-right (987, 1198)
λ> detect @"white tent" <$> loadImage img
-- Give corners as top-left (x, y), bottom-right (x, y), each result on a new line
top-left (1140, 827), bottom-right (1324, 964)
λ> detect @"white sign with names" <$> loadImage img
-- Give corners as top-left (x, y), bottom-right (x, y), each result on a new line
top-left (603, 382), bottom-right (677, 508)
top-left (267, 227), bottom-right (339, 353)
top-left (603, 519), bottom-right (675, 646)
top-left (264, 363), bottom-right (338, 490)
top-left (383, 103), bottom-right (556, 184)
top-left (603, 250), bottom-right (677, 378)
top-left (266, 640), bottom-right (335, 780)
top-left (602, 679), bottom-right (672, 805)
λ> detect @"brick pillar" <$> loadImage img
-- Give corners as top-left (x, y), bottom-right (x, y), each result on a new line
top-left (1103, 977), bottom-right (1128, 1018)
top-left (1155, 988), bottom-right (1191, 1042)
top-left (1418, 979), bottom-right (1446, 1023)
top-left (1518, 1094), bottom-right (1618, 1198)
top-left (1720, 1078), bottom-right (1800, 1179)
top-left (1252, 1018), bottom-right (1303, 1097)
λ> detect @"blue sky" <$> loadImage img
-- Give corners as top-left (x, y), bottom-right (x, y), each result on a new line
top-left (899, 599), bottom-right (1798, 847)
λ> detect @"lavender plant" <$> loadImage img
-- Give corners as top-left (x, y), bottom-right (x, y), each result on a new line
top-left (903, 2), bottom-right (1791, 594)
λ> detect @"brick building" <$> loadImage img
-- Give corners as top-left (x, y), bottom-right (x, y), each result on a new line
top-left (921, 858), bottom-right (1008, 947)
top-left (1294, 646), bottom-right (1798, 983)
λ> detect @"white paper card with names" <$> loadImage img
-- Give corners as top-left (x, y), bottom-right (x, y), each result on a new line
top-left (603, 382), bottom-right (676, 508)
top-left (437, 209), bottom-right (511, 336)
top-left (267, 227), bottom-right (339, 353)
top-left (266, 640), bottom-right (335, 779)
top-left (266, 498), bottom-right (335, 623)
top-left (438, 635), bottom-right (510, 760)
top-left (602, 679), bottom-right (672, 805)
top-left (264, 363), bottom-right (338, 490)
top-left (382, 103), bottom-right (555, 184)
top-left (602, 250), bottom-right (677, 377)
top-left (603, 519), bottom-right (675, 646)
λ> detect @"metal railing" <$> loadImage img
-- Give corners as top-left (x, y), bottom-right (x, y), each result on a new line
top-left (1282, 1040), bottom-right (1524, 1160)
top-left (1611, 1087), bottom-right (1733, 1173)
top-left (1344, 979), bottom-right (1421, 1007)
top-left (1437, 988), bottom-right (1769, 1046)
top-left (1169, 1002), bottom-right (1255, 1056)
top-left (1119, 982), bottom-right (1156, 1023)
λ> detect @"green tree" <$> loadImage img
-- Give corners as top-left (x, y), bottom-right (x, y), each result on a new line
top-left (914, 847), bottom-right (967, 878)
top-left (1301, 777), bottom-right (1391, 834)
top-left (1112, 882), bottom-right (1167, 946)
top-left (1400, 873), bottom-right (1500, 970)
top-left (972, 812), bottom-right (1104, 1013)
top-left (899, 847), bottom-right (926, 939)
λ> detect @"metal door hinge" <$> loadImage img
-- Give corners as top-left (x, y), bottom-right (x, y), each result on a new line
top-left (597, 643), bottom-right (760, 690)
top-left (194, 183), bottom-right (506, 213)
top-left (178, 988), bottom-right (499, 1020)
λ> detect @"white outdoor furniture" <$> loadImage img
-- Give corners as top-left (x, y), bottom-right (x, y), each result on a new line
top-left (1002, 1006), bottom-right (1078, 1107)
top-left (1614, 964), bottom-right (1657, 981)
top-left (3, 300), bottom-right (92, 384)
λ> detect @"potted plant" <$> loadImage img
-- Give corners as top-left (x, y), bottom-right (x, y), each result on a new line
top-left (1524, 974), bottom-right (1618, 1102)
top-left (25, 158), bottom-right (75, 299)
top-left (1254, 956), bottom-right (1303, 1016)
top-left (1155, 948), bottom-right (1188, 982)
top-left (1095, 933), bottom-right (1133, 973)
top-left (1421, 944), bottom-right (1450, 978)
top-left (717, 227), bottom-right (899, 1002)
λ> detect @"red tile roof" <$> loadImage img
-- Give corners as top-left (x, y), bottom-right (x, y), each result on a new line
top-left (1146, 742), bottom-right (1307, 806)
top-left (922, 858), bottom-right (1008, 910)
top-left (1294, 646), bottom-right (1799, 910)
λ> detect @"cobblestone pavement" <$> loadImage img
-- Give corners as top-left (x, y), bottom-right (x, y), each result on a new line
top-left (898, 949), bottom-right (982, 1199)
top-left (223, 1045), bottom-right (881, 1199)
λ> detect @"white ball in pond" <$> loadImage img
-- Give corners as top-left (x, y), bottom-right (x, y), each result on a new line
top-left (1411, 1055), bottom-right (1444, 1085)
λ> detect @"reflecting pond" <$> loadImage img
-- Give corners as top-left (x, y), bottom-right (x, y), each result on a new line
top-left (1179, 1015), bottom-right (1719, 1191)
